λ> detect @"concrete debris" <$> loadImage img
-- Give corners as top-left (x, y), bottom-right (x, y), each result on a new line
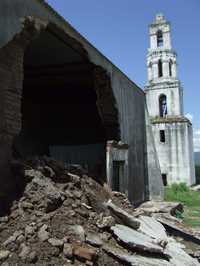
top-left (63, 243), bottom-right (74, 259)
top-left (139, 200), bottom-right (184, 216)
top-left (18, 243), bottom-right (37, 263)
top-left (69, 225), bottom-right (86, 242)
top-left (96, 214), bottom-right (115, 229)
top-left (0, 157), bottom-right (199, 265)
top-left (111, 191), bottom-right (138, 212)
top-left (86, 233), bottom-right (103, 247)
top-left (26, 251), bottom-right (38, 263)
top-left (111, 224), bottom-right (164, 255)
top-left (25, 224), bottom-right (36, 236)
top-left (0, 250), bottom-right (10, 262)
top-left (165, 241), bottom-right (200, 266)
top-left (105, 199), bottom-right (140, 229)
top-left (37, 224), bottom-right (49, 242)
top-left (3, 230), bottom-right (23, 247)
top-left (103, 244), bottom-right (172, 266)
top-left (21, 201), bottom-right (34, 210)
top-left (67, 172), bottom-right (81, 184)
top-left (189, 250), bottom-right (200, 262)
top-left (82, 202), bottom-right (92, 210)
top-left (48, 238), bottom-right (64, 247)
top-left (42, 165), bottom-right (55, 178)
top-left (24, 169), bottom-right (43, 180)
top-left (156, 217), bottom-right (200, 245)
top-left (191, 184), bottom-right (200, 191)
top-left (73, 245), bottom-right (97, 262)
top-left (18, 243), bottom-right (31, 261)
top-left (138, 215), bottom-right (168, 244)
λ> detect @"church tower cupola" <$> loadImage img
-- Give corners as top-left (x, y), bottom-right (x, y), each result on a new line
top-left (147, 13), bottom-right (178, 84)
top-left (149, 13), bottom-right (172, 50)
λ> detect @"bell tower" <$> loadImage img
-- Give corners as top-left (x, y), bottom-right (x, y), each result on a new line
top-left (148, 14), bottom-right (177, 81)
top-left (145, 14), bottom-right (195, 186)
top-left (146, 13), bottom-right (183, 118)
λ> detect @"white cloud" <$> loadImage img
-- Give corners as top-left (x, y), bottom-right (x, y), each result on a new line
top-left (185, 113), bottom-right (193, 122)
top-left (193, 128), bottom-right (200, 152)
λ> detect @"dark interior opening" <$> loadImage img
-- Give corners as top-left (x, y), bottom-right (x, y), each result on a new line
top-left (162, 174), bottom-right (167, 186)
top-left (15, 29), bottom-right (110, 180)
top-left (159, 94), bottom-right (167, 117)
top-left (112, 161), bottom-right (124, 192)
top-left (158, 59), bottom-right (163, 77)
top-left (169, 59), bottom-right (172, 77)
top-left (160, 130), bottom-right (165, 143)
top-left (157, 30), bottom-right (163, 47)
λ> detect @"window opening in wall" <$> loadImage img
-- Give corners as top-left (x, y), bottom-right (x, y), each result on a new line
top-left (162, 174), bottom-right (167, 186)
top-left (157, 30), bottom-right (163, 47)
top-left (158, 59), bottom-right (163, 77)
top-left (169, 60), bottom-right (173, 77)
top-left (112, 161), bottom-right (124, 192)
top-left (160, 130), bottom-right (165, 142)
top-left (159, 94), bottom-right (167, 117)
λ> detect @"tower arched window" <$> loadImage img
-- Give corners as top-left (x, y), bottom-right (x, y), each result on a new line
top-left (169, 59), bottom-right (173, 77)
top-left (159, 94), bottom-right (167, 117)
top-left (157, 30), bottom-right (163, 47)
top-left (158, 59), bottom-right (163, 77)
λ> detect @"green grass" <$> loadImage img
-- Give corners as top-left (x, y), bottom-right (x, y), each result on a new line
top-left (165, 183), bottom-right (200, 228)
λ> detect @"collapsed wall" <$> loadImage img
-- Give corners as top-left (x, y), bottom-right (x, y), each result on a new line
top-left (0, 17), bottom-right (120, 205)
top-left (0, 0), bottom-right (164, 204)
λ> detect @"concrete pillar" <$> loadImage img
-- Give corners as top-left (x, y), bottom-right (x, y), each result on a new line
top-left (172, 62), bottom-right (178, 78)
top-left (150, 34), bottom-right (158, 49)
top-left (164, 32), bottom-right (172, 49)
top-left (163, 61), bottom-right (169, 77)
top-left (152, 63), bottom-right (158, 79)
top-left (147, 65), bottom-right (153, 81)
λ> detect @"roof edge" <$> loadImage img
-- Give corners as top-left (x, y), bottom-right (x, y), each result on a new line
top-left (35, 0), bottom-right (143, 94)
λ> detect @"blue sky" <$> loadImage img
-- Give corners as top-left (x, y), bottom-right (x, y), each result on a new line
top-left (47, 0), bottom-right (200, 151)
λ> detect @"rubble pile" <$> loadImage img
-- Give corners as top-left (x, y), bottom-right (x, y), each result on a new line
top-left (0, 157), bottom-right (199, 266)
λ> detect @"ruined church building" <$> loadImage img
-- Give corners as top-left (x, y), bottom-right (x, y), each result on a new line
top-left (0, 1), bottom-right (195, 205)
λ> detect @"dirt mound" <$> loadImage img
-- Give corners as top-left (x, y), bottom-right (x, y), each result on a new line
top-left (0, 157), bottom-right (199, 266)
top-left (0, 157), bottom-right (125, 265)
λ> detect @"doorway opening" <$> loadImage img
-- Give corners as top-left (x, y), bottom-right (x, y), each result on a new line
top-left (162, 174), bottom-right (167, 186)
top-left (112, 161), bottom-right (125, 191)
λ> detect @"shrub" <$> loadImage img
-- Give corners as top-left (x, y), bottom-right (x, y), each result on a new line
top-left (170, 182), bottom-right (189, 194)
top-left (174, 209), bottom-right (184, 220)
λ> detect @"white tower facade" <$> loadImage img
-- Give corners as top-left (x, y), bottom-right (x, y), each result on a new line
top-left (145, 14), bottom-right (195, 186)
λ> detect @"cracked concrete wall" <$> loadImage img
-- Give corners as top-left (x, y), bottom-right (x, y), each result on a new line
top-left (145, 107), bottom-right (164, 200)
top-left (151, 122), bottom-right (195, 186)
top-left (0, 0), bottom-right (160, 204)
top-left (0, 38), bottom-right (25, 201)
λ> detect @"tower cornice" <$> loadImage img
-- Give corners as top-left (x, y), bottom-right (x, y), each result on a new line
top-left (147, 49), bottom-right (177, 57)
top-left (150, 116), bottom-right (192, 125)
top-left (144, 79), bottom-right (181, 90)
top-left (149, 21), bottom-right (170, 28)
